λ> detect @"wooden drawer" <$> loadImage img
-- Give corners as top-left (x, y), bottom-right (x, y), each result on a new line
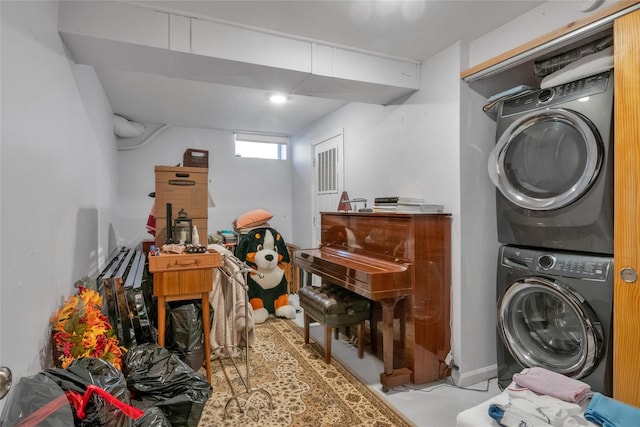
top-left (152, 268), bottom-right (213, 296)
top-left (148, 252), bottom-right (221, 273)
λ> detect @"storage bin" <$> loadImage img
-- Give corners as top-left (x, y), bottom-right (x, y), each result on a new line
top-left (183, 149), bottom-right (209, 168)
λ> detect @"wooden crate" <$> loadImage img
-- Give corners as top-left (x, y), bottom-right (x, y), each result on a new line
top-left (183, 149), bottom-right (209, 168)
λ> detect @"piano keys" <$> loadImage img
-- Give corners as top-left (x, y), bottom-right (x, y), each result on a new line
top-left (294, 211), bottom-right (451, 390)
top-left (294, 246), bottom-right (411, 300)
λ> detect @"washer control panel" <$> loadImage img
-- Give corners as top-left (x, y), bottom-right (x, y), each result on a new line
top-left (500, 245), bottom-right (612, 281)
top-left (501, 71), bottom-right (610, 117)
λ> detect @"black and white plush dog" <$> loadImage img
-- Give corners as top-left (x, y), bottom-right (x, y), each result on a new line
top-left (236, 227), bottom-right (296, 323)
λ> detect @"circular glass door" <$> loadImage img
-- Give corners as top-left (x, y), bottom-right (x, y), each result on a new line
top-left (497, 277), bottom-right (603, 379)
top-left (488, 109), bottom-right (603, 210)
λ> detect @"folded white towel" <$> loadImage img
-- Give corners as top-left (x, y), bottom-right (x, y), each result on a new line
top-left (541, 47), bottom-right (613, 89)
top-left (489, 402), bottom-right (549, 427)
top-left (507, 387), bottom-right (598, 426)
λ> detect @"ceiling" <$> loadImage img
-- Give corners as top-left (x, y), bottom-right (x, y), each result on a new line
top-left (79, 0), bottom-right (548, 137)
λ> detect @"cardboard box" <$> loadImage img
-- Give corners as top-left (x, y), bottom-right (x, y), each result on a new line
top-left (155, 166), bottom-right (208, 247)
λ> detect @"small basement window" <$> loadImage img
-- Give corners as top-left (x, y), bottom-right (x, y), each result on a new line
top-left (234, 132), bottom-right (288, 160)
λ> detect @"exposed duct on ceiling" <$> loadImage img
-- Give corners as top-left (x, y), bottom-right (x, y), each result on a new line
top-left (113, 114), bottom-right (170, 151)
top-left (113, 114), bottom-right (145, 138)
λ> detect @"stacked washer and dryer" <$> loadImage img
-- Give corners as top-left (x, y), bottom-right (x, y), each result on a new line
top-left (488, 70), bottom-right (615, 395)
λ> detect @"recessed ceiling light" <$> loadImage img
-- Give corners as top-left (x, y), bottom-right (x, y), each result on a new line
top-left (269, 94), bottom-right (287, 104)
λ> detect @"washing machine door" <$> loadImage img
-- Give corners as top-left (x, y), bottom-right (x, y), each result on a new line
top-left (497, 277), bottom-right (603, 379)
top-left (488, 108), bottom-right (603, 210)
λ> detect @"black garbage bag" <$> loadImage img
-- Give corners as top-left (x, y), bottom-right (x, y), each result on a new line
top-left (166, 300), bottom-right (204, 370)
top-left (43, 358), bottom-right (136, 427)
top-left (133, 406), bottom-right (171, 427)
top-left (0, 373), bottom-right (74, 427)
top-left (124, 343), bottom-right (212, 427)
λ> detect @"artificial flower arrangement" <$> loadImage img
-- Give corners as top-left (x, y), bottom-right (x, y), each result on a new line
top-left (51, 286), bottom-right (126, 370)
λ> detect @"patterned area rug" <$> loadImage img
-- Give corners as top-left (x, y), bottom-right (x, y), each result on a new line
top-left (197, 318), bottom-right (415, 426)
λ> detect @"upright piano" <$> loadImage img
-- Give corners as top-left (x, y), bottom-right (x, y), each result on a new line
top-left (294, 211), bottom-right (452, 390)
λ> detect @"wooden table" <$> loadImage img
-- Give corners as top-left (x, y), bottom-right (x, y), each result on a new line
top-left (148, 251), bottom-right (221, 383)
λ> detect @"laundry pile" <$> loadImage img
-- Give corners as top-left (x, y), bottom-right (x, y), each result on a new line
top-left (488, 367), bottom-right (640, 427)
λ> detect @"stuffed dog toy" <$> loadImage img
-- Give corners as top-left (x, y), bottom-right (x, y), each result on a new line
top-left (236, 227), bottom-right (296, 323)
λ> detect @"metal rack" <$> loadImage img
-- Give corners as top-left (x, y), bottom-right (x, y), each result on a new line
top-left (216, 252), bottom-right (273, 421)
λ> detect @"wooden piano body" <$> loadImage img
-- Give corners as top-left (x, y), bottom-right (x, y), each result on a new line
top-left (294, 211), bottom-right (452, 390)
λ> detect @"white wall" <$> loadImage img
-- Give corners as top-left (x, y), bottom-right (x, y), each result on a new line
top-left (116, 126), bottom-right (293, 246)
top-left (0, 0), bottom-right (119, 410)
top-left (455, 77), bottom-right (501, 384)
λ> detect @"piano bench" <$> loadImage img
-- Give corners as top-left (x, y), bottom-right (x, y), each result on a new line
top-left (298, 284), bottom-right (371, 364)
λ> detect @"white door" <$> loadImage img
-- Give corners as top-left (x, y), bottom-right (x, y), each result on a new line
top-left (312, 130), bottom-right (344, 247)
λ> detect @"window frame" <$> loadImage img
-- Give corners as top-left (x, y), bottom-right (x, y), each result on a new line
top-left (234, 131), bottom-right (289, 160)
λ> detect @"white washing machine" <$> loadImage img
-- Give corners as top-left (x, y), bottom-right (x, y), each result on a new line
top-left (489, 70), bottom-right (614, 255)
top-left (496, 244), bottom-right (613, 395)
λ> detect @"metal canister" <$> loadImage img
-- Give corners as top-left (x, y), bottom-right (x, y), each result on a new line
top-left (173, 208), bottom-right (192, 244)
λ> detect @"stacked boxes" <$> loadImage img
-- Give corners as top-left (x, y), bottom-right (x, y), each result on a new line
top-left (154, 166), bottom-right (208, 247)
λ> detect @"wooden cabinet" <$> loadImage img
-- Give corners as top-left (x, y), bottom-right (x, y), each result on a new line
top-left (148, 251), bottom-right (222, 383)
top-left (613, 8), bottom-right (640, 406)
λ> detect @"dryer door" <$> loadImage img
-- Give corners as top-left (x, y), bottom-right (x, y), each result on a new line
top-left (497, 277), bottom-right (604, 379)
top-left (488, 109), bottom-right (603, 211)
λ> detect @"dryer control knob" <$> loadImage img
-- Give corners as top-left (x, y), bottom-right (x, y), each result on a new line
top-left (538, 254), bottom-right (555, 269)
top-left (621, 267), bottom-right (638, 283)
top-left (538, 88), bottom-right (555, 103)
